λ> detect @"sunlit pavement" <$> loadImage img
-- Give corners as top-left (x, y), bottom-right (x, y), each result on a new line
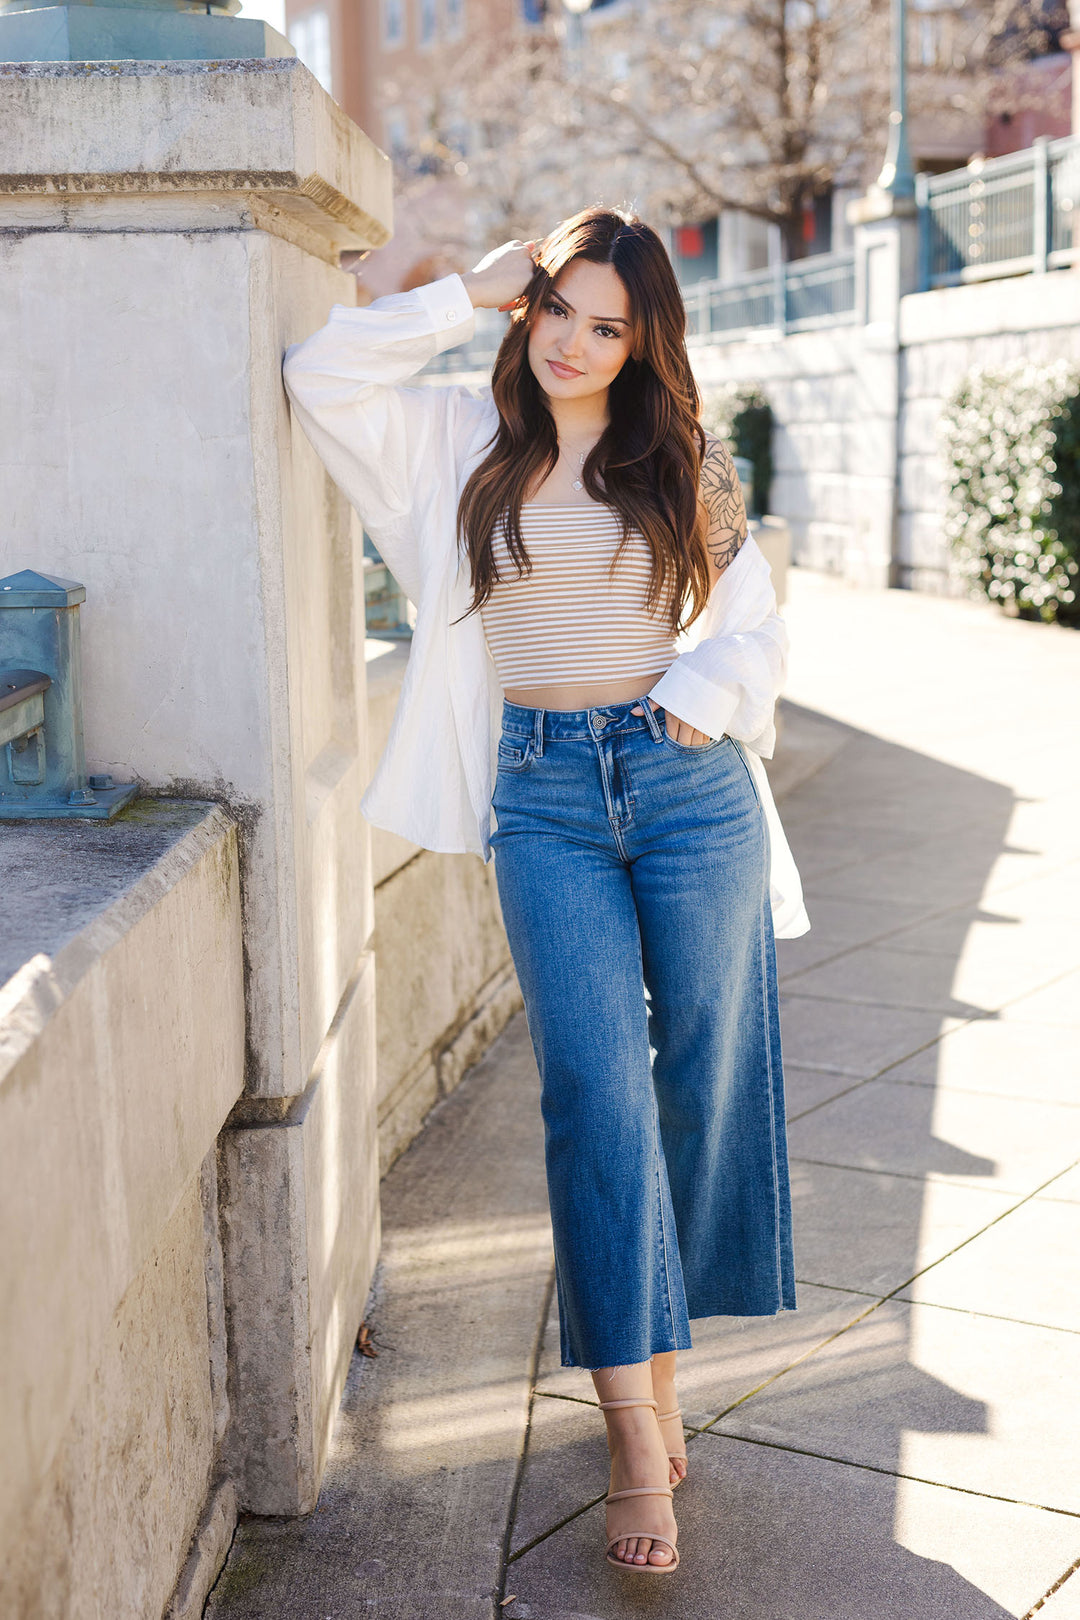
top-left (206, 569), bottom-right (1080, 1620)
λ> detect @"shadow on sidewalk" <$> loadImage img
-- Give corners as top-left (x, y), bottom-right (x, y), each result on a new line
top-left (209, 702), bottom-right (1077, 1620)
top-left (504, 707), bottom-right (1065, 1618)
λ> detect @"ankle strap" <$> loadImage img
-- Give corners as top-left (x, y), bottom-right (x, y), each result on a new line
top-left (598, 1398), bottom-right (659, 1412)
top-left (606, 1486), bottom-right (674, 1503)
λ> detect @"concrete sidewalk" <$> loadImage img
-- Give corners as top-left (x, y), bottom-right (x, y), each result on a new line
top-left (206, 570), bottom-right (1080, 1620)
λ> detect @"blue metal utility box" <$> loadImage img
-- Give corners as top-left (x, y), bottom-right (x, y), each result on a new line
top-left (0, 568), bottom-right (137, 819)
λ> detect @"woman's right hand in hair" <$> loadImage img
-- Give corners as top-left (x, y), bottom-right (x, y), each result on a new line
top-left (461, 240), bottom-right (539, 312)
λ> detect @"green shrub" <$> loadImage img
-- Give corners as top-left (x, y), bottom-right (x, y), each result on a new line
top-left (700, 385), bottom-right (773, 517)
top-left (939, 360), bottom-right (1080, 623)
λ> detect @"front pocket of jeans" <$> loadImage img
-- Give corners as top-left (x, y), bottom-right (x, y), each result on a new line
top-left (497, 738), bottom-right (532, 771)
top-left (662, 730), bottom-right (727, 755)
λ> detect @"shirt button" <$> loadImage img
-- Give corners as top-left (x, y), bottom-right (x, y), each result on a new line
top-left (446, 310), bottom-right (458, 322)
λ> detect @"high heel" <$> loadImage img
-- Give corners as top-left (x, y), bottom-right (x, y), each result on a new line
top-left (657, 1406), bottom-right (689, 1487)
top-left (598, 1398), bottom-right (680, 1574)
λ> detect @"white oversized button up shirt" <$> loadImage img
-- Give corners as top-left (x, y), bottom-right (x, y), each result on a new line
top-left (283, 273), bottom-right (810, 938)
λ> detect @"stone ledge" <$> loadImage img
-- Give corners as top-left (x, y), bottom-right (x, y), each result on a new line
top-left (0, 798), bottom-right (237, 1076)
top-left (0, 800), bottom-right (245, 1544)
top-left (899, 268), bottom-right (1080, 347)
top-left (0, 58), bottom-right (392, 254)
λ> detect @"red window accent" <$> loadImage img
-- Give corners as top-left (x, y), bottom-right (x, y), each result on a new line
top-left (675, 225), bottom-right (705, 257)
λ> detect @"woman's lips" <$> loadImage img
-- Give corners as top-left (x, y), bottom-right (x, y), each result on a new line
top-left (547, 359), bottom-right (583, 378)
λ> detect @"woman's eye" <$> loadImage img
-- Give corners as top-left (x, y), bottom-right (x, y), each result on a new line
top-left (545, 300), bottom-right (567, 316)
top-left (595, 324), bottom-right (620, 339)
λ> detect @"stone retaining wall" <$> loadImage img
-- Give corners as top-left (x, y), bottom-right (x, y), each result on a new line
top-left (688, 261), bottom-right (1079, 591)
top-left (897, 271), bottom-right (1080, 591)
top-left (0, 805), bottom-right (244, 1620)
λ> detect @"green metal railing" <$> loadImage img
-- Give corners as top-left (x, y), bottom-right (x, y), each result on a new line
top-left (916, 135), bottom-right (1080, 289)
top-left (682, 251), bottom-right (857, 341)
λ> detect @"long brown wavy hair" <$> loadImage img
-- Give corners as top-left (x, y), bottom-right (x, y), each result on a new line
top-left (455, 206), bottom-right (711, 634)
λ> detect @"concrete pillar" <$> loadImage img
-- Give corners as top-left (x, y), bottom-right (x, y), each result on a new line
top-left (0, 59), bottom-right (392, 1513)
top-left (847, 188), bottom-right (920, 587)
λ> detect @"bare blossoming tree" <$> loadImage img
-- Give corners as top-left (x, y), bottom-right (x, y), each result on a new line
top-left (383, 0), bottom-right (1069, 263)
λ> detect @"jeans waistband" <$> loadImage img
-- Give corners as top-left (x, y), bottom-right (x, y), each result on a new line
top-left (500, 695), bottom-right (666, 745)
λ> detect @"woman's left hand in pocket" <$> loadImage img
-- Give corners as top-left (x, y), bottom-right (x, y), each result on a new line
top-left (630, 696), bottom-right (714, 747)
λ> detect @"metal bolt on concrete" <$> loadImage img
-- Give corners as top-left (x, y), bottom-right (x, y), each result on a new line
top-left (206, 570), bottom-right (1080, 1620)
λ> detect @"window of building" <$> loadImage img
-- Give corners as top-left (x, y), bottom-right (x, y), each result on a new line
top-left (445, 0), bottom-right (464, 39)
top-left (383, 0), bottom-right (405, 48)
top-left (288, 6), bottom-right (332, 95)
top-left (671, 217), bottom-right (719, 285)
top-left (419, 0), bottom-right (438, 45)
top-left (521, 0), bottom-right (545, 25)
top-left (918, 13), bottom-right (939, 65)
top-left (384, 108), bottom-right (410, 160)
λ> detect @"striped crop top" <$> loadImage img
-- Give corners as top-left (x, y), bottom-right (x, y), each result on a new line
top-left (479, 503), bottom-right (678, 688)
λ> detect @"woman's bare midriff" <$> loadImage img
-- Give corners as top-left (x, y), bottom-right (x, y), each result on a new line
top-left (503, 674), bottom-right (669, 711)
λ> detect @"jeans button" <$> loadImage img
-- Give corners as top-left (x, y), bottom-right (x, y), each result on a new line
top-left (593, 714), bottom-right (608, 730)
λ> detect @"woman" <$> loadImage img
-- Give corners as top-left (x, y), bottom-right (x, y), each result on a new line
top-left (283, 206), bottom-right (808, 1576)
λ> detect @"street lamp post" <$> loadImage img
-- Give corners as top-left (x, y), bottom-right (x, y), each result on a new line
top-left (875, 0), bottom-right (916, 198)
top-left (560, 0), bottom-right (593, 77)
top-left (0, 0), bottom-right (291, 63)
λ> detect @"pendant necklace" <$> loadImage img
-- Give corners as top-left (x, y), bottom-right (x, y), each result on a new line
top-left (572, 449), bottom-right (585, 492)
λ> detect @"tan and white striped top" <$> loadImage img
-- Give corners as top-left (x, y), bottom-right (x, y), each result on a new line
top-left (479, 503), bottom-right (678, 689)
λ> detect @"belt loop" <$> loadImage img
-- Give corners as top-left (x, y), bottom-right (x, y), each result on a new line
top-left (534, 706), bottom-right (545, 758)
top-left (641, 696), bottom-right (663, 743)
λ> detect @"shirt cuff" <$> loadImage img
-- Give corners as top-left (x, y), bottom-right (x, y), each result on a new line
top-left (414, 273), bottom-right (478, 354)
top-left (647, 660), bottom-right (742, 741)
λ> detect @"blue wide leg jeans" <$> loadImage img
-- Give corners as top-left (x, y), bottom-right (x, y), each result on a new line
top-left (490, 695), bottom-right (797, 1370)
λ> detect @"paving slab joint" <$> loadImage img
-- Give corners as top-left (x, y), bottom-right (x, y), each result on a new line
top-left (497, 1266), bottom-right (557, 1593)
top-left (1023, 1554), bottom-right (1080, 1618)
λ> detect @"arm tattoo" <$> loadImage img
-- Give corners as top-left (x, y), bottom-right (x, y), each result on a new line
top-left (701, 436), bottom-right (749, 578)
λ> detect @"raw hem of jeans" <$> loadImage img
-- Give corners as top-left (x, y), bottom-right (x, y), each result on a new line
top-left (561, 1330), bottom-right (695, 1372)
top-left (681, 1296), bottom-right (798, 1323)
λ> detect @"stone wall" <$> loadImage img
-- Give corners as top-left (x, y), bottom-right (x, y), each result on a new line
top-left (692, 325), bottom-right (898, 587)
top-left (0, 57), bottom-right (392, 1526)
top-left (0, 805), bottom-right (244, 1620)
top-left (897, 270), bottom-right (1080, 591)
top-left (687, 234), bottom-right (1079, 591)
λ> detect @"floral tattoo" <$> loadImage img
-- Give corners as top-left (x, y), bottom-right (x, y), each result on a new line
top-left (701, 436), bottom-right (749, 578)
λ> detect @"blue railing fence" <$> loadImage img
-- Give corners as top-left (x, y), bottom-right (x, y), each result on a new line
top-left (682, 251), bottom-right (857, 342)
top-left (916, 134), bottom-right (1080, 289)
top-left (415, 137), bottom-right (1080, 378)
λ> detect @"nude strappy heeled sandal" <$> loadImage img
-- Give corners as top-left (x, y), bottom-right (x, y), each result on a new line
top-left (657, 1406), bottom-right (689, 1487)
top-left (598, 1398), bottom-right (680, 1574)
